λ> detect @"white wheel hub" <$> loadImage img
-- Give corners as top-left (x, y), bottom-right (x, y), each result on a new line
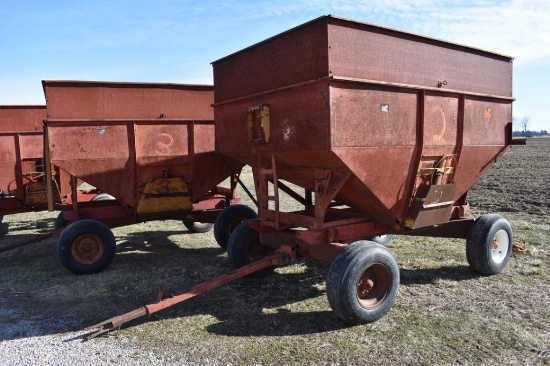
top-left (491, 229), bottom-right (510, 264)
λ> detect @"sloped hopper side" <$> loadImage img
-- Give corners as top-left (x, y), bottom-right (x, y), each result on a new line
top-left (43, 81), bottom-right (240, 211)
top-left (329, 81), bottom-right (512, 227)
top-left (213, 15), bottom-right (513, 232)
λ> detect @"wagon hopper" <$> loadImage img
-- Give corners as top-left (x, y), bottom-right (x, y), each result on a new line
top-left (42, 81), bottom-right (246, 274)
top-left (212, 15), bottom-right (521, 324)
top-left (0, 105), bottom-right (100, 224)
top-left (0, 105), bottom-right (75, 221)
top-left (84, 16), bottom-right (523, 337)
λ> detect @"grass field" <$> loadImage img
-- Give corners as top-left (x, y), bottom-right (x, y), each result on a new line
top-left (1, 138), bottom-right (549, 365)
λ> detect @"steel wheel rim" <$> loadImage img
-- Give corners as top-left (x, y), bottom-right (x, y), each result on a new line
top-left (356, 263), bottom-right (391, 309)
top-left (193, 222), bottom-right (212, 229)
top-left (228, 217), bottom-right (247, 236)
top-left (71, 234), bottom-right (105, 265)
top-left (491, 229), bottom-right (510, 264)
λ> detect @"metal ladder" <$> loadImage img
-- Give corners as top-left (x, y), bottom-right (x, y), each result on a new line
top-left (257, 153), bottom-right (280, 229)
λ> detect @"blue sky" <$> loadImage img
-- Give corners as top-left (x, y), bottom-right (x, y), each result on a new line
top-left (1, 0), bottom-right (549, 131)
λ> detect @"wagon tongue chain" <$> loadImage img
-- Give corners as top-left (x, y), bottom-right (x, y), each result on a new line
top-left (84, 248), bottom-right (295, 340)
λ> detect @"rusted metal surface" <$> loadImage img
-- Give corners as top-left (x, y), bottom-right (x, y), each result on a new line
top-left (0, 106), bottom-right (65, 216)
top-left (85, 248), bottom-right (293, 339)
top-left (43, 80), bottom-right (214, 120)
top-left (42, 81), bottom-right (242, 224)
top-left (0, 106), bottom-right (96, 221)
top-left (213, 15), bottom-right (512, 103)
top-left (0, 106), bottom-right (46, 205)
top-left (0, 105), bottom-right (45, 132)
top-left (213, 15), bottom-right (514, 244)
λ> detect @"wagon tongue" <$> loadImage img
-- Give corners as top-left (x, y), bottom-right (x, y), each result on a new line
top-left (84, 249), bottom-right (292, 340)
top-left (85, 308), bottom-right (148, 339)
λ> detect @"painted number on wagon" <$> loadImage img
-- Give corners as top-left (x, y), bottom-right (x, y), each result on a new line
top-left (155, 133), bottom-right (174, 155)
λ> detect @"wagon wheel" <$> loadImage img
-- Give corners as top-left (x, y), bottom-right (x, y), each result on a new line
top-left (214, 204), bottom-right (257, 249)
top-left (183, 220), bottom-right (214, 233)
top-left (466, 214), bottom-right (513, 275)
top-left (90, 193), bottom-right (116, 201)
top-left (326, 241), bottom-right (400, 324)
top-left (227, 219), bottom-right (276, 277)
top-left (57, 219), bottom-right (116, 275)
top-left (22, 165), bottom-right (49, 182)
top-left (368, 234), bottom-right (394, 245)
top-left (54, 212), bottom-right (69, 230)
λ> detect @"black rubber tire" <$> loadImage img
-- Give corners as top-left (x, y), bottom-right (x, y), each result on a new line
top-left (368, 234), bottom-right (394, 246)
top-left (183, 220), bottom-right (214, 233)
top-left (326, 241), bottom-right (400, 324)
top-left (54, 212), bottom-right (69, 230)
top-left (90, 193), bottom-right (116, 201)
top-left (214, 204), bottom-right (257, 249)
top-left (466, 214), bottom-right (513, 275)
top-left (227, 219), bottom-right (276, 277)
top-left (57, 219), bottom-right (116, 275)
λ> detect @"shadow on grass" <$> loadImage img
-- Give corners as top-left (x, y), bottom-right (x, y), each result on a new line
top-left (74, 271), bottom-right (350, 341)
top-left (0, 216), bottom-right (54, 236)
top-left (0, 218), bottom-right (222, 342)
top-left (205, 309), bottom-right (348, 337)
top-left (0, 222), bottom-right (8, 235)
top-left (1, 218), bottom-right (484, 343)
top-left (1, 222), bottom-right (346, 342)
top-left (400, 265), bottom-right (480, 285)
top-left (0, 216), bottom-right (59, 257)
top-left (75, 265), bottom-right (349, 341)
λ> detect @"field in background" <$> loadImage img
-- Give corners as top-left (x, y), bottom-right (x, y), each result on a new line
top-left (0, 138), bottom-right (549, 365)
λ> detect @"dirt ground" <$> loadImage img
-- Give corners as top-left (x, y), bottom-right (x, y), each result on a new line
top-left (1, 137), bottom-right (549, 365)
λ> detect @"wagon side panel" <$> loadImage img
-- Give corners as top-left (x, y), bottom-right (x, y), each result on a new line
top-left (330, 82), bottom-right (418, 220)
top-left (453, 97), bottom-right (513, 201)
top-left (44, 82), bottom-right (214, 120)
top-left (327, 17), bottom-right (513, 97)
top-left (213, 19), bottom-right (329, 103)
top-left (0, 106), bottom-right (46, 132)
top-left (47, 122), bottom-right (136, 207)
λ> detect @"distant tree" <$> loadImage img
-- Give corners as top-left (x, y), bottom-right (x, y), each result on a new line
top-left (520, 117), bottom-right (530, 136)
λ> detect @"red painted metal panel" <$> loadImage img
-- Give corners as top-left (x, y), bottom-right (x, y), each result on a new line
top-left (213, 19), bottom-right (329, 103)
top-left (327, 16), bottom-right (513, 98)
top-left (0, 106), bottom-right (45, 132)
top-left (215, 81), bottom-right (331, 162)
top-left (43, 81), bottom-right (213, 120)
top-left (44, 81), bottom-right (235, 213)
top-left (423, 94), bottom-right (459, 149)
top-left (135, 123), bottom-right (189, 163)
top-left (213, 16), bottom-right (513, 102)
top-left (19, 134), bottom-right (43, 159)
top-left (0, 106), bottom-right (46, 203)
top-left (47, 121), bottom-right (135, 206)
top-left (193, 124), bottom-right (215, 154)
top-left (463, 97), bottom-right (511, 146)
top-left (214, 15), bottom-right (513, 237)
top-left (330, 84), bottom-right (417, 148)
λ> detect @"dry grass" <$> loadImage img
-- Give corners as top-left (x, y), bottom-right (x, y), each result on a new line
top-left (1, 138), bottom-right (549, 365)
